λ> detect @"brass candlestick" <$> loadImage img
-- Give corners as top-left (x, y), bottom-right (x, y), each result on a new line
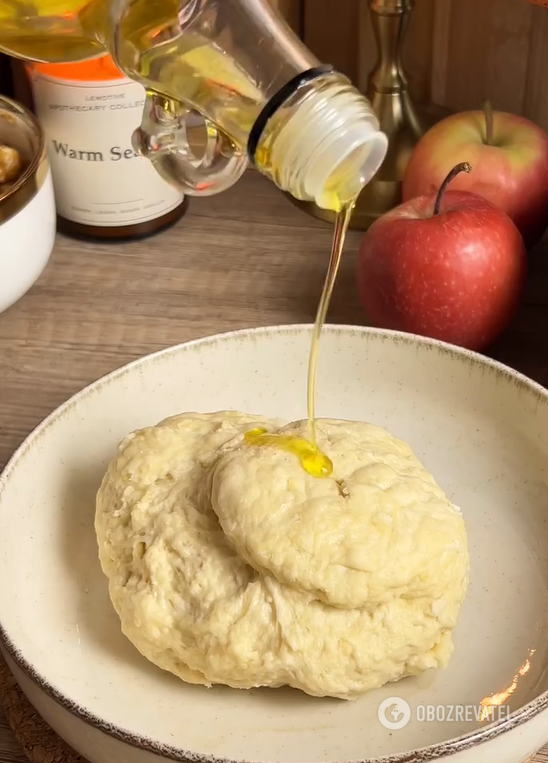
top-left (291, 0), bottom-right (426, 229)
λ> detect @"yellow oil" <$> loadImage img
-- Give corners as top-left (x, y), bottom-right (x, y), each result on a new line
top-left (116, 3), bottom-right (264, 152)
top-left (0, 0), bottom-right (108, 62)
top-left (306, 204), bottom-right (354, 439)
top-left (0, 0), bottom-right (359, 478)
top-left (245, 204), bottom-right (355, 479)
top-left (0, 0), bottom-right (264, 152)
top-left (244, 428), bottom-right (333, 479)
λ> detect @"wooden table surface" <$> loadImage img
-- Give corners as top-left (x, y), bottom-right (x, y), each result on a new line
top-left (1, 170), bottom-right (548, 762)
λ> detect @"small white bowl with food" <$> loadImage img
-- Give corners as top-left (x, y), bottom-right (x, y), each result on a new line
top-left (1, 324), bottom-right (548, 763)
top-left (0, 95), bottom-right (55, 314)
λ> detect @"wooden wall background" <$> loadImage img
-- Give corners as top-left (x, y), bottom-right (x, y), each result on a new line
top-left (270, 0), bottom-right (548, 132)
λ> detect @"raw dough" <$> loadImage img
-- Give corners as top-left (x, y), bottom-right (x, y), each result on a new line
top-left (212, 418), bottom-right (468, 610)
top-left (95, 411), bottom-right (469, 700)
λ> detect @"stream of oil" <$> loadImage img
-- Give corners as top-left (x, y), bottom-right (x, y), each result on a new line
top-left (245, 203), bottom-right (355, 478)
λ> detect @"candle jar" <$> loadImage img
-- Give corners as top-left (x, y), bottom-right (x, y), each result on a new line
top-left (25, 55), bottom-right (188, 242)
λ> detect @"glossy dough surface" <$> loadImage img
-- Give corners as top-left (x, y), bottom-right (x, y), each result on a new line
top-left (95, 412), bottom-right (469, 700)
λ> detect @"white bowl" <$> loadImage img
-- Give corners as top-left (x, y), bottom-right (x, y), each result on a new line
top-left (0, 96), bottom-right (56, 314)
top-left (1, 324), bottom-right (548, 763)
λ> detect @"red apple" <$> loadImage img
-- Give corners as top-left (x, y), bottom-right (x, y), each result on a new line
top-left (402, 105), bottom-right (548, 248)
top-left (357, 163), bottom-right (527, 351)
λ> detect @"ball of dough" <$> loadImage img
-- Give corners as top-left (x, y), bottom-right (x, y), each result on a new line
top-left (95, 412), bottom-right (469, 700)
top-left (211, 418), bottom-right (468, 610)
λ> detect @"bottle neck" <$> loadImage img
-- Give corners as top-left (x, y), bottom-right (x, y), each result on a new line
top-left (251, 72), bottom-right (388, 212)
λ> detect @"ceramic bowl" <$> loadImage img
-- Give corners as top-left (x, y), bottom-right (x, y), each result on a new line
top-left (0, 95), bottom-right (56, 314)
top-left (1, 324), bottom-right (548, 763)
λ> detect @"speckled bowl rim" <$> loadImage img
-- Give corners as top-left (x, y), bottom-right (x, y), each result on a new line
top-left (1, 323), bottom-right (548, 763)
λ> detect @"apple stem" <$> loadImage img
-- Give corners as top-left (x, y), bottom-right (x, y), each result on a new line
top-left (433, 162), bottom-right (472, 216)
top-left (483, 99), bottom-right (494, 146)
